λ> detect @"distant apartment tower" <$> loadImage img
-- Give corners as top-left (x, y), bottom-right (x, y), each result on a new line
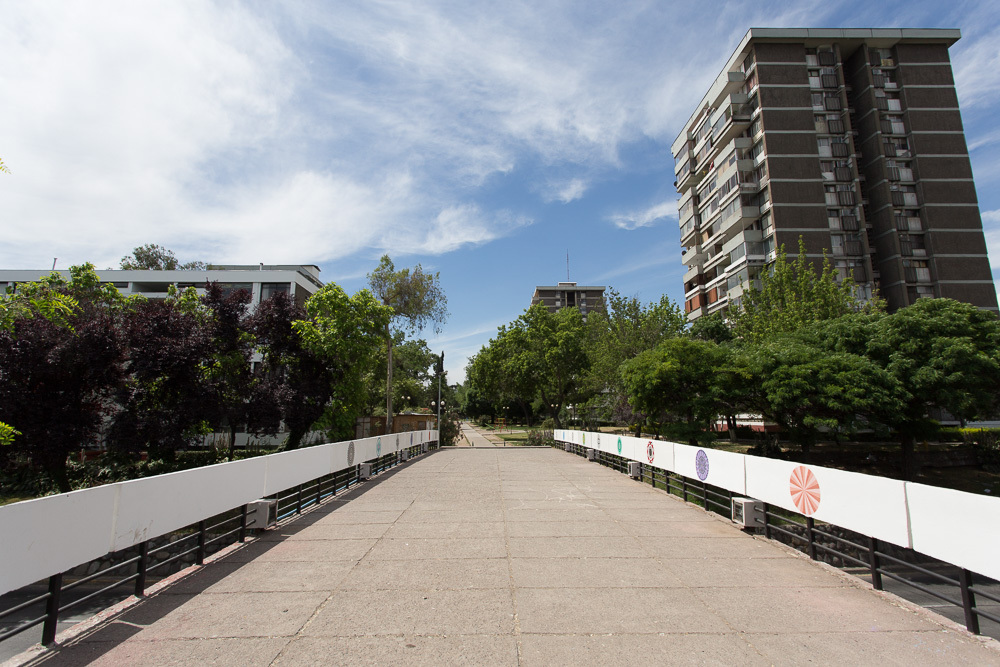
top-left (673, 28), bottom-right (997, 321)
top-left (531, 282), bottom-right (605, 321)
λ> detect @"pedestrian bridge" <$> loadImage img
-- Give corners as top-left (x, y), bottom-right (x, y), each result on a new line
top-left (5, 446), bottom-right (997, 665)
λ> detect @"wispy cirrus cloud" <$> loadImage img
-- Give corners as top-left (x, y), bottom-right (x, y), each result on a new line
top-left (608, 201), bottom-right (676, 231)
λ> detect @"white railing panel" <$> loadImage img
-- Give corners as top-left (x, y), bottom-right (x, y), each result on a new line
top-left (675, 443), bottom-right (747, 495)
top-left (906, 482), bottom-right (1000, 581)
top-left (738, 457), bottom-right (911, 548)
top-left (112, 457), bottom-right (268, 552)
top-left (261, 445), bottom-right (337, 497)
top-left (0, 485), bottom-right (118, 596)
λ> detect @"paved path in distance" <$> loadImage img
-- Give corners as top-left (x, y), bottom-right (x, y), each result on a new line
top-left (458, 421), bottom-right (501, 447)
top-left (13, 448), bottom-right (999, 666)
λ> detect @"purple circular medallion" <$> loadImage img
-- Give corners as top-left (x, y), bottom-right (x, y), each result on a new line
top-left (695, 449), bottom-right (710, 481)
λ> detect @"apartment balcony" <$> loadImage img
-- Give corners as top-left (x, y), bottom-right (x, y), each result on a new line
top-left (711, 93), bottom-right (752, 148)
top-left (681, 243), bottom-right (706, 266)
top-left (720, 205), bottom-right (761, 236)
top-left (704, 245), bottom-right (731, 273)
top-left (676, 158), bottom-right (700, 193)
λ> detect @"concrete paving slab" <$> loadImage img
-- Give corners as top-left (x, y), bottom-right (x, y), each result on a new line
top-left (273, 635), bottom-right (519, 666)
top-left (510, 557), bottom-right (684, 588)
top-left (515, 587), bottom-right (724, 634)
top-left (49, 637), bottom-right (289, 667)
top-left (15, 447), bottom-right (1000, 667)
top-left (508, 536), bottom-right (648, 559)
top-left (365, 537), bottom-right (508, 560)
top-left (518, 633), bottom-right (769, 667)
top-left (506, 519), bottom-right (630, 537)
top-left (383, 520), bottom-right (505, 539)
top-left (665, 556), bottom-right (851, 589)
top-left (341, 558), bottom-right (509, 590)
top-left (746, 630), bottom-right (1000, 666)
top-left (696, 584), bottom-right (937, 633)
top-left (302, 589), bottom-right (515, 636)
top-left (636, 535), bottom-right (794, 559)
top-left (222, 538), bottom-right (377, 563)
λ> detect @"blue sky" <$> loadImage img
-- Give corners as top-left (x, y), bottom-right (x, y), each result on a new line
top-left (3, 1), bottom-right (1000, 382)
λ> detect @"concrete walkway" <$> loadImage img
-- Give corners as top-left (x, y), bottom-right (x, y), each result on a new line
top-left (459, 421), bottom-right (503, 447)
top-left (12, 448), bottom-right (999, 666)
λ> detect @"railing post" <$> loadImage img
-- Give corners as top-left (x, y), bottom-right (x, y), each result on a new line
top-left (762, 503), bottom-right (771, 540)
top-left (41, 573), bottom-right (62, 646)
top-left (196, 520), bottom-right (207, 565)
top-left (135, 541), bottom-right (149, 597)
top-left (682, 476), bottom-right (688, 503)
top-left (805, 517), bottom-right (817, 560)
top-left (701, 481), bottom-right (708, 508)
top-left (316, 476), bottom-right (323, 505)
top-left (959, 568), bottom-right (981, 635)
top-left (296, 484), bottom-right (303, 515)
top-left (867, 536), bottom-right (883, 590)
top-left (239, 504), bottom-right (248, 543)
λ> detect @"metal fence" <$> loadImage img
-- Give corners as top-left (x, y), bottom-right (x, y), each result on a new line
top-left (0, 441), bottom-right (432, 649)
top-left (559, 440), bottom-right (1000, 638)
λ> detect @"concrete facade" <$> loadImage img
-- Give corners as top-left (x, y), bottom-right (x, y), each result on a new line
top-left (530, 282), bottom-right (605, 322)
top-left (0, 264), bottom-right (324, 310)
top-left (674, 28), bottom-right (998, 321)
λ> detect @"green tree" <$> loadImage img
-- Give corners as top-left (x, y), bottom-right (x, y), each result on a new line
top-left (584, 289), bottom-right (686, 431)
top-left (0, 422), bottom-right (19, 446)
top-left (295, 284), bottom-right (393, 441)
top-left (620, 337), bottom-right (727, 445)
top-left (730, 238), bottom-right (879, 343)
top-left (120, 244), bottom-right (207, 270)
top-left (748, 331), bottom-right (902, 454)
top-left (522, 304), bottom-right (591, 428)
top-left (0, 157), bottom-right (9, 174)
top-left (0, 264), bottom-right (135, 491)
top-left (367, 256), bottom-right (448, 433)
top-left (867, 299), bottom-right (1000, 478)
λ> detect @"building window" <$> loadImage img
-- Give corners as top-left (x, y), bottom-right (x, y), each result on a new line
top-left (260, 282), bottom-right (290, 302)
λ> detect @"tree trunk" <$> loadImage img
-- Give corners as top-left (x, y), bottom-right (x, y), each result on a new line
top-left (285, 423), bottom-right (307, 450)
top-left (901, 434), bottom-right (918, 481)
top-left (44, 453), bottom-right (72, 494)
top-left (727, 415), bottom-right (737, 443)
top-left (228, 421), bottom-right (238, 460)
top-left (385, 330), bottom-right (394, 435)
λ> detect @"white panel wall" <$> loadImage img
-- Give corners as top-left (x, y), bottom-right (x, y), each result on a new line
top-left (113, 457), bottom-right (268, 551)
top-left (0, 430), bottom-right (437, 596)
top-left (675, 443), bottom-right (746, 495)
top-left (906, 482), bottom-right (1000, 581)
top-left (555, 429), bottom-right (998, 574)
top-left (0, 485), bottom-right (118, 596)
top-left (745, 457), bottom-right (911, 548)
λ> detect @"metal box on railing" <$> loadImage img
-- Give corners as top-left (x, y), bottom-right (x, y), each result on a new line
top-left (564, 442), bottom-right (571, 452)
top-left (247, 499), bottom-right (277, 530)
top-left (422, 442), bottom-right (428, 453)
top-left (400, 450), bottom-right (409, 462)
top-left (731, 497), bottom-right (763, 529)
top-left (629, 461), bottom-right (642, 479)
top-left (586, 448), bottom-right (597, 461)
top-left (359, 463), bottom-right (372, 480)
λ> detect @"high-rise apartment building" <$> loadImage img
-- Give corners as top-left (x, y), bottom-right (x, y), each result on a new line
top-left (531, 282), bottom-right (605, 321)
top-left (673, 28), bottom-right (997, 321)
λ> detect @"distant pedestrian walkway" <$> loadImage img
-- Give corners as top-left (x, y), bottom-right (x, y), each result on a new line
top-left (10, 448), bottom-right (999, 666)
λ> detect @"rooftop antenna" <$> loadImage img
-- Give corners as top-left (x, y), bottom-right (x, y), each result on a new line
top-left (566, 250), bottom-right (570, 281)
top-left (52, 258), bottom-right (57, 270)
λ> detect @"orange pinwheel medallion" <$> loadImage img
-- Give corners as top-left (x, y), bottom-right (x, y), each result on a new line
top-left (789, 466), bottom-right (821, 516)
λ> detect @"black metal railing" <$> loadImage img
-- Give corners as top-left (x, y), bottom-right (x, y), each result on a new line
top-left (0, 441), bottom-right (435, 650)
top-left (554, 440), bottom-right (999, 638)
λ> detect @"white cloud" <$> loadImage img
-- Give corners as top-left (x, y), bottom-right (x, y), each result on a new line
top-left (982, 211), bottom-right (1000, 270)
top-left (543, 178), bottom-right (588, 203)
top-left (608, 201), bottom-right (677, 231)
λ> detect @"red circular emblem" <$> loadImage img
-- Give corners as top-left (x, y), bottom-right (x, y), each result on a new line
top-left (789, 466), bottom-right (821, 516)
top-left (646, 441), bottom-right (655, 463)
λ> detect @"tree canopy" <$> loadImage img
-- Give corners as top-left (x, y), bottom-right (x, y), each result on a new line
top-left (367, 255), bottom-right (448, 432)
top-left (120, 244), bottom-right (207, 271)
